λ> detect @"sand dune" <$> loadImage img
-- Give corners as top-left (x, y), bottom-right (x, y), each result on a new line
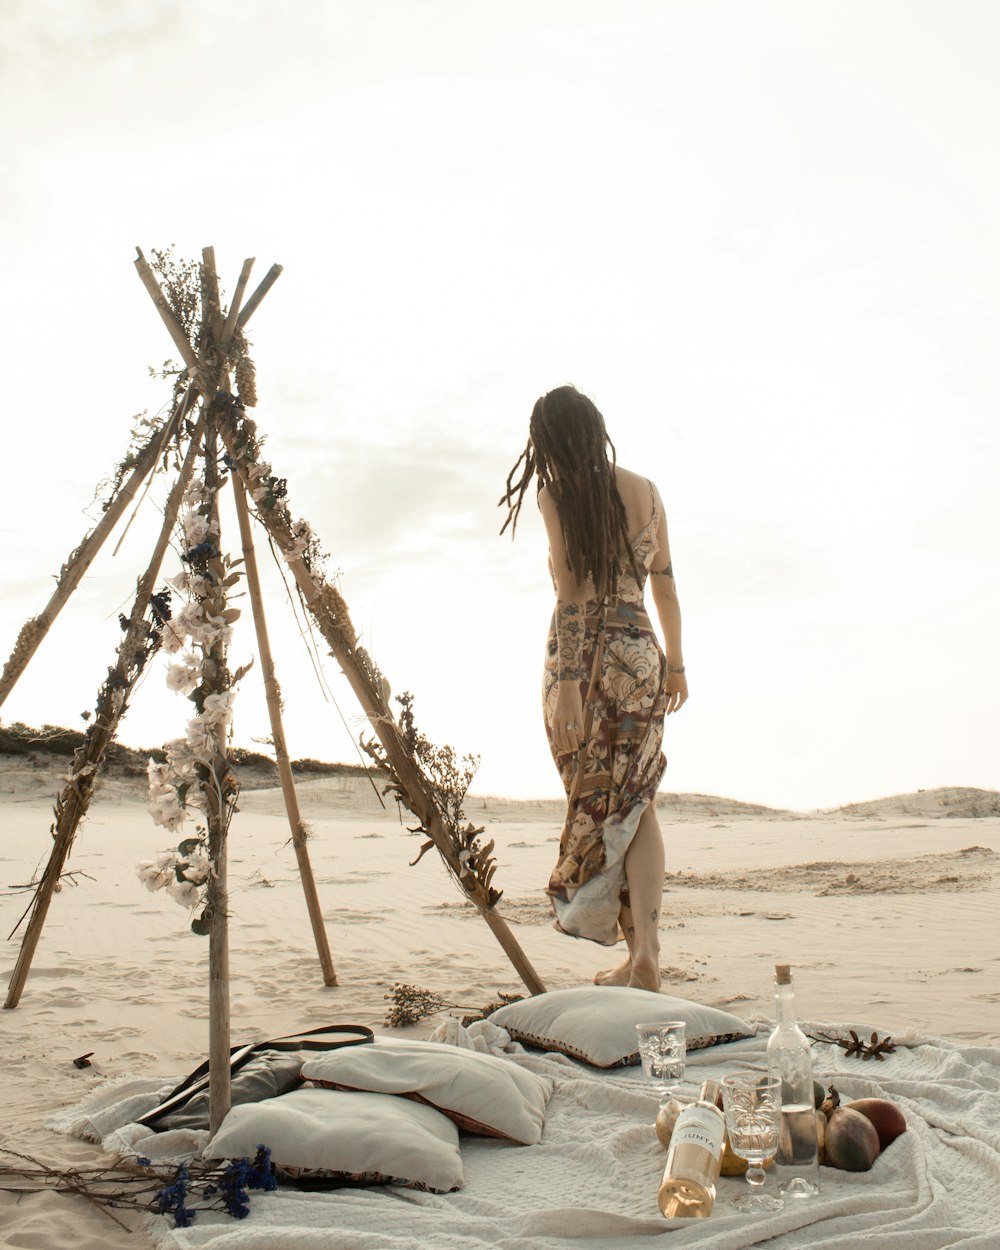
top-left (3, 751), bottom-right (995, 821)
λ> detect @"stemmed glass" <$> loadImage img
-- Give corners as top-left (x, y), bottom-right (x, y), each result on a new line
top-left (635, 1021), bottom-right (686, 1103)
top-left (722, 1073), bottom-right (784, 1214)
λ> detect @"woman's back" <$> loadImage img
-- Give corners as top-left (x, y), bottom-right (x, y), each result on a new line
top-left (612, 465), bottom-right (658, 544)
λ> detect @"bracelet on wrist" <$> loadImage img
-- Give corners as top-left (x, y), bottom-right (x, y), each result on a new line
top-left (666, 664), bottom-right (685, 674)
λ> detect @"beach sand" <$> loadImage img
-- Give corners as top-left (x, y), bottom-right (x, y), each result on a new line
top-left (1, 758), bottom-right (998, 1247)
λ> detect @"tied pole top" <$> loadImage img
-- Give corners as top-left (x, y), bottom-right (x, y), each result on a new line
top-left (133, 246), bottom-right (283, 392)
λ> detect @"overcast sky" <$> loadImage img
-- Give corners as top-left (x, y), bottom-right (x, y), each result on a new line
top-left (1, 0), bottom-right (997, 809)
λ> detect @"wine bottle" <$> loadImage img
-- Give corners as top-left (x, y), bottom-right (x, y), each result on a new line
top-left (766, 963), bottom-right (820, 1197)
top-left (657, 1078), bottom-right (726, 1218)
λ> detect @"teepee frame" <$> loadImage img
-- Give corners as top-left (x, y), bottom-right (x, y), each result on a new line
top-left (1, 247), bottom-right (545, 1132)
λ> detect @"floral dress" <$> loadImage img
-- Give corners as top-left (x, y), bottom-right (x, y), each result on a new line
top-left (543, 489), bottom-right (668, 945)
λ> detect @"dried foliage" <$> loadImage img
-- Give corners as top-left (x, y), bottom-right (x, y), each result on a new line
top-left (0, 619), bottom-right (44, 707)
top-left (231, 329), bottom-right (258, 408)
top-left (810, 1027), bottom-right (899, 1060)
top-left (837, 1029), bottom-right (897, 1061)
top-left (0, 1146), bottom-right (276, 1230)
top-left (94, 408), bottom-right (184, 518)
top-left (383, 982), bottom-right (524, 1028)
top-left (394, 692), bottom-right (479, 828)
top-left (151, 247), bottom-right (203, 339)
top-left (361, 692), bottom-right (502, 910)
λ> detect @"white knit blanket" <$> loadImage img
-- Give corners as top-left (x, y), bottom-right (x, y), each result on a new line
top-left (49, 1019), bottom-right (1000, 1249)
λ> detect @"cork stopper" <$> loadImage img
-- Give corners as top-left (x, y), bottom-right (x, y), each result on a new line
top-left (774, 964), bottom-right (792, 984)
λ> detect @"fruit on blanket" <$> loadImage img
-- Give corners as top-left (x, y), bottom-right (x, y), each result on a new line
top-left (820, 1084), bottom-right (840, 1120)
top-left (718, 1127), bottom-right (774, 1176)
top-left (824, 1106), bottom-right (881, 1171)
top-left (848, 1098), bottom-right (907, 1150)
top-left (718, 1129), bottom-right (749, 1177)
top-left (655, 1099), bottom-right (685, 1149)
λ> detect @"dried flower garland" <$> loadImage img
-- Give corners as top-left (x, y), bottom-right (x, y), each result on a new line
top-left (137, 471), bottom-right (245, 934)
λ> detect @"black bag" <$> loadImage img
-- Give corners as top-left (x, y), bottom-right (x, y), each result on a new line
top-left (137, 1023), bottom-right (375, 1133)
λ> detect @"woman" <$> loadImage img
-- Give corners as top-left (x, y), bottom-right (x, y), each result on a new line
top-left (500, 385), bottom-right (688, 991)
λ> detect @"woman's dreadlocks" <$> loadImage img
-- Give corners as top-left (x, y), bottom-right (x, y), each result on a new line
top-left (499, 385), bottom-right (639, 603)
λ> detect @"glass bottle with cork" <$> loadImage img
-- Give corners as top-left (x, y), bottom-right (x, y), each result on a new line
top-left (657, 1078), bottom-right (726, 1218)
top-left (766, 963), bottom-right (820, 1197)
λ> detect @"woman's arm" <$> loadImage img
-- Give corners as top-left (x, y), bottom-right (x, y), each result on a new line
top-left (648, 483), bottom-right (688, 715)
top-left (538, 485), bottom-right (590, 755)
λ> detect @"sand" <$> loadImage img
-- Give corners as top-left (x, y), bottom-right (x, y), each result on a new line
top-left (1, 759), bottom-right (998, 1247)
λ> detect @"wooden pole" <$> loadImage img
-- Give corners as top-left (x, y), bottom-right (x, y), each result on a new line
top-left (237, 264), bottom-right (283, 328)
top-left (221, 258), bottom-right (255, 348)
top-left (200, 247), bottom-right (225, 343)
top-left (4, 419), bottom-right (206, 1009)
top-left (0, 389), bottom-right (193, 710)
top-left (201, 416), bottom-right (232, 1135)
top-left (217, 417), bottom-right (547, 996)
top-left (231, 473), bottom-right (338, 986)
top-left (134, 248), bottom-right (201, 374)
top-left (111, 385), bottom-right (199, 558)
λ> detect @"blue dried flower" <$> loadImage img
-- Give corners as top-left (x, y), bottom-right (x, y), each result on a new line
top-left (249, 1144), bottom-right (277, 1191)
top-left (153, 1162), bottom-right (196, 1228)
top-left (181, 541), bottom-right (219, 565)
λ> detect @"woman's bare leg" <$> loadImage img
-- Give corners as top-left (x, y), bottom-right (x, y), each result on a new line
top-left (624, 804), bottom-right (664, 989)
top-left (594, 803), bottom-right (664, 989)
top-left (594, 907), bottom-right (635, 985)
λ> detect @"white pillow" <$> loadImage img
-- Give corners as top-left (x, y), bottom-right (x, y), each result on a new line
top-left (205, 1087), bottom-right (462, 1193)
top-left (489, 986), bottom-right (753, 1069)
top-left (302, 1037), bottom-right (551, 1145)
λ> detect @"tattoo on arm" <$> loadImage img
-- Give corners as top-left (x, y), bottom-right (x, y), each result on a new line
top-left (650, 563), bottom-right (673, 578)
top-left (650, 909), bottom-right (658, 924)
top-left (555, 602), bottom-right (585, 682)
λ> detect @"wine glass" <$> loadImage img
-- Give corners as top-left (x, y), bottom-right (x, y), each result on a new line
top-left (635, 1021), bottom-right (686, 1103)
top-left (721, 1073), bottom-right (784, 1214)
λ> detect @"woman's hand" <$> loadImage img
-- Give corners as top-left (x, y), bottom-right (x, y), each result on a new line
top-left (551, 682), bottom-right (585, 756)
top-left (665, 669), bottom-right (688, 715)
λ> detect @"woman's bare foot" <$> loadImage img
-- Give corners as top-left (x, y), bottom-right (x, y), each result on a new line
top-left (628, 955), bottom-right (661, 992)
top-left (594, 959), bottom-right (632, 986)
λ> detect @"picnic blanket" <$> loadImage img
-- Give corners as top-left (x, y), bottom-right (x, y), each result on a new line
top-left (49, 1018), bottom-right (1000, 1249)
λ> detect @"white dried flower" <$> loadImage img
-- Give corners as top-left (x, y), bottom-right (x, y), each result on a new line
top-left (183, 513), bottom-right (212, 546)
top-left (160, 618), bottom-right (186, 654)
top-left (165, 879), bottom-right (200, 909)
top-left (201, 689), bottom-right (236, 728)
top-left (165, 654), bottom-right (202, 695)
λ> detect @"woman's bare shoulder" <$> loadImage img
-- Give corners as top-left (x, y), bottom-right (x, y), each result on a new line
top-left (614, 464), bottom-right (662, 502)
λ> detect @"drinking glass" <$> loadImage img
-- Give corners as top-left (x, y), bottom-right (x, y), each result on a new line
top-left (722, 1073), bottom-right (784, 1214)
top-left (635, 1021), bottom-right (686, 1103)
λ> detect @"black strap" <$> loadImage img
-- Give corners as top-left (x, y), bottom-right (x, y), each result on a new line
top-left (137, 1024), bottom-right (374, 1128)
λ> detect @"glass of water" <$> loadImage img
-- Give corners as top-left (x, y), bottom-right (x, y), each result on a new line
top-left (722, 1072), bottom-right (784, 1213)
top-left (635, 1021), bottom-right (686, 1103)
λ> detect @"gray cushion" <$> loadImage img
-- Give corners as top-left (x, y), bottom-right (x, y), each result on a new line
top-left (489, 986), bottom-right (753, 1068)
